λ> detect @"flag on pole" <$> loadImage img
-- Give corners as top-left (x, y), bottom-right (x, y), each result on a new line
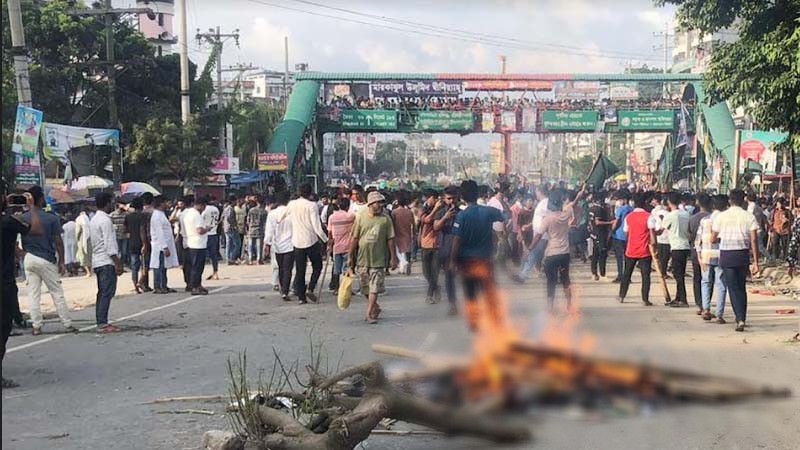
top-left (585, 153), bottom-right (620, 191)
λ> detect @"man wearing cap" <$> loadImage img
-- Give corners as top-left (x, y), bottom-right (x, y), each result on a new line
top-left (287, 183), bottom-right (328, 304)
top-left (348, 191), bottom-right (398, 324)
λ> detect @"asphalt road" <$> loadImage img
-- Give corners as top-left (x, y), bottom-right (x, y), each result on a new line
top-left (2, 262), bottom-right (799, 450)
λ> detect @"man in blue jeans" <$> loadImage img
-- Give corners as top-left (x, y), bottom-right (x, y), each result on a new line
top-left (222, 195), bottom-right (240, 265)
top-left (711, 190), bottom-right (759, 332)
top-left (610, 191), bottom-right (632, 283)
top-left (512, 185), bottom-right (549, 283)
top-left (89, 192), bottom-right (124, 334)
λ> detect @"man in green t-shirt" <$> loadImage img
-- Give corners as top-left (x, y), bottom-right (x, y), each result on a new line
top-left (348, 191), bottom-right (398, 324)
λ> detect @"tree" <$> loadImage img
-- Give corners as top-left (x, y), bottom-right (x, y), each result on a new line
top-left (128, 118), bottom-right (221, 185)
top-left (657, 0), bottom-right (800, 149)
top-left (229, 101), bottom-right (283, 170)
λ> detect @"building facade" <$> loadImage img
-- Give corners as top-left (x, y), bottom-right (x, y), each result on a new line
top-left (136, 0), bottom-right (177, 56)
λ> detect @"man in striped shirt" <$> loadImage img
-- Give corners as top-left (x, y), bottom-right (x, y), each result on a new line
top-left (710, 190), bottom-right (759, 332)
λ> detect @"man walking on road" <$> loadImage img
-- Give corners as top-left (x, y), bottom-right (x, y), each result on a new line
top-left (419, 190), bottom-right (442, 304)
top-left (265, 190), bottom-right (294, 301)
top-left (449, 180), bottom-right (505, 331)
top-left (661, 192), bottom-right (692, 308)
top-left (125, 198), bottom-right (145, 293)
top-left (184, 196), bottom-right (210, 295)
top-left (20, 186), bottom-right (77, 336)
top-left (348, 191), bottom-right (398, 324)
top-left (711, 190), bottom-right (760, 332)
top-left (327, 197), bottom-right (355, 293)
top-left (203, 197), bottom-right (221, 280)
top-left (149, 196), bottom-right (179, 293)
top-left (688, 194), bottom-right (712, 314)
top-left (222, 195), bottom-right (240, 265)
top-left (111, 202), bottom-right (129, 267)
top-left (287, 183), bottom-right (328, 304)
top-left (698, 195), bottom-right (728, 323)
top-left (610, 191), bottom-right (632, 283)
top-left (618, 193), bottom-right (655, 306)
top-left (90, 192), bottom-right (124, 333)
top-left (434, 186), bottom-right (461, 315)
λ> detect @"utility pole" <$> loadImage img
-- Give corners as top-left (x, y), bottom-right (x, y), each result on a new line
top-left (178, 0), bottom-right (190, 124)
top-left (653, 22), bottom-right (673, 74)
top-left (197, 26), bottom-right (240, 156)
top-left (69, 2), bottom-right (155, 189)
top-left (499, 55), bottom-right (507, 75)
top-left (7, 0), bottom-right (32, 106)
top-left (221, 63), bottom-right (261, 102)
top-left (284, 36), bottom-right (289, 111)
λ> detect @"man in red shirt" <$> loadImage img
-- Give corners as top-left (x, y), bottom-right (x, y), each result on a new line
top-left (618, 193), bottom-right (655, 306)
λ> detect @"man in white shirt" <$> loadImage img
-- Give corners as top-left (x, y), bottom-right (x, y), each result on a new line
top-left (184, 196), bottom-right (210, 295)
top-left (203, 199), bottom-right (221, 280)
top-left (649, 195), bottom-right (671, 279)
top-left (176, 196), bottom-right (192, 291)
top-left (287, 183), bottom-right (328, 304)
top-left (515, 185), bottom-right (549, 282)
top-left (264, 190), bottom-right (294, 301)
top-left (89, 192), bottom-right (123, 333)
top-left (486, 183), bottom-right (510, 269)
top-left (660, 192), bottom-right (692, 307)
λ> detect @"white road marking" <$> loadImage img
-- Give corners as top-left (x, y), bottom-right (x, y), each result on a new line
top-left (7, 286), bottom-right (229, 354)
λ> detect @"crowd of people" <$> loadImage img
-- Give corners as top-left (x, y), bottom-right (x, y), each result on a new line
top-left (3, 178), bottom-right (800, 388)
top-left (323, 95), bottom-right (689, 114)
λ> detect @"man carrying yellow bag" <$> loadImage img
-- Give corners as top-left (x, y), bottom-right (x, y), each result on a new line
top-left (347, 192), bottom-right (398, 323)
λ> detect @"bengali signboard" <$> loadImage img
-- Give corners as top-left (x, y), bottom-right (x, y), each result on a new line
top-left (211, 156), bottom-right (240, 175)
top-left (370, 80), bottom-right (462, 96)
top-left (257, 153), bottom-right (289, 171)
top-left (415, 111), bottom-right (474, 131)
top-left (609, 82), bottom-right (639, 100)
top-left (738, 130), bottom-right (789, 174)
top-left (554, 81), bottom-right (601, 100)
top-left (540, 111), bottom-right (599, 131)
top-left (462, 80), bottom-right (553, 91)
top-left (618, 110), bottom-right (674, 131)
top-left (340, 110), bottom-right (398, 130)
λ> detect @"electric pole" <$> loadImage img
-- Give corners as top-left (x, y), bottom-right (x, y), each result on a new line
top-left (221, 63), bottom-right (261, 102)
top-left (653, 22), bottom-right (673, 74)
top-left (197, 26), bottom-right (240, 156)
top-left (178, 0), bottom-right (190, 124)
top-left (68, 2), bottom-right (156, 190)
top-left (7, 0), bottom-right (32, 106)
top-left (284, 36), bottom-right (289, 111)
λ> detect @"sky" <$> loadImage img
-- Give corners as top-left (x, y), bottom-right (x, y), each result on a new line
top-left (126, 0), bottom-right (677, 153)
top-left (168, 0), bottom-right (676, 75)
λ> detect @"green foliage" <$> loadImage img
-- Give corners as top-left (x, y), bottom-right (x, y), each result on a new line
top-left (658, 0), bottom-right (800, 148)
top-left (128, 117), bottom-right (221, 184)
top-left (229, 101), bottom-right (284, 170)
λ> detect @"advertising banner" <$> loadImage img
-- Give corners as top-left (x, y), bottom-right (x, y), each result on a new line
top-left (738, 130), bottom-right (789, 174)
top-left (14, 153), bottom-right (42, 188)
top-left (211, 156), bottom-right (240, 175)
top-left (462, 80), bottom-right (553, 91)
top-left (521, 108), bottom-right (537, 131)
top-left (415, 111), bottom-right (474, 131)
top-left (501, 111), bottom-right (517, 131)
top-left (340, 110), bottom-right (398, 130)
top-left (618, 110), bottom-right (674, 131)
top-left (323, 83), bottom-right (369, 103)
top-left (554, 81), bottom-right (601, 100)
top-left (257, 153), bottom-right (289, 171)
top-left (609, 82), bottom-right (639, 100)
top-left (355, 134), bottom-right (378, 160)
top-left (481, 112), bottom-right (495, 132)
top-left (42, 122), bottom-right (120, 163)
top-left (541, 111), bottom-right (599, 131)
top-left (11, 105), bottom-right (43, 158)
top-left (370, 80), bottom-right (462, 96)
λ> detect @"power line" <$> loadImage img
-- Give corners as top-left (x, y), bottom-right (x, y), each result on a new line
top-left (243, 0), bottom-right (661, 62)
top-left (285, 0), bottom-right (657, 59)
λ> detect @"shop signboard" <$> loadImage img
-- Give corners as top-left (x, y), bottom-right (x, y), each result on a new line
top-left (257, 153), bottom-right (289, 171)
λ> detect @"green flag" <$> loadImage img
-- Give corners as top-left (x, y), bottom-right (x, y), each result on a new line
top-left (585, 154), bottom-right (620, 191)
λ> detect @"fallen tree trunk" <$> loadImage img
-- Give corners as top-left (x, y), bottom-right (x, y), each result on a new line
top-left (247, 362), bottom-right (531, 450)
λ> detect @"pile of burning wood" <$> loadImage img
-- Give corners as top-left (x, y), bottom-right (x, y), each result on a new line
top-left (216, 294), bottom-right (790, 450)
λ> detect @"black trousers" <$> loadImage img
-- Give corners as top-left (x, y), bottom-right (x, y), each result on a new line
top-left (691, 250), bottom-right (703, 308)
top-left (619, 256), bottom-right (652, 303)
top-left (276, 251), bottom-right (294, 296)
top-left (671, 249), bottom-right (690, 304)
top-left (722, 266), bottom-right (749, 322)
top-left (294, 242), bottom-right (322, 301)
top-left (543, 253), bottom-right (571, 301)
top-left (421, 248), bottom-right (440, 298)
top-left (188, 248), bottom-right (206, 289)
top-left (612, 239), bottom-right (626, 279)
top-left (590, 242), bottom-right (608, 277)
top-left (441, 257), bottom-right (457, 305)
top-left (2, 282), bottom-right (18, 362)
top-left (657, 243), bottom-right (671, 276)
top-left (94, 265), bottom-right (117, 326)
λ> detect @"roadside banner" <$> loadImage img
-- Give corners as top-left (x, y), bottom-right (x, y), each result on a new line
top-left (41, 122), bottom-right (120, 163)
top-left (340, 110), bottom-right (398, 130)
top-left (618, 110), bottom-right (674, 131)
top-left (541, 110), bottom-right (599, 131)
top-left (257, 153), bottom-right (289, 171)
top-left (11, 105), bottom-right (43, 158)
top-left (415, 111), bottom-right (473, 131)
top-left (554, 81), bottom-right (601, 100)
top-left (211, 156), bottom-right (240, 175)
top-left (521, 108), bottom-right (537, 131)
top-left (481, 112), bottom-right (495, 132)
top-left (738, 130), bottom-right (789, 174)
top-left (370, 80), bottom-right (462, 96)
top-left (462, 80), bottom-right (553, 91)
top-left (609, 82), bottom-right (639, 100)
top-left (501, 111), bottom-right (516, 131)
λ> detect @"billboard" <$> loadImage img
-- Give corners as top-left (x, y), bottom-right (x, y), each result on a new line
top-left (738, 130), bottom-right (789, 174)
top-left (609, 82), bottom-right (639, 100)
top-left (462, 80), bottom-right (553, 91)
top-left (42, 123), bottom-right (120, 163)
top-left (12, 105), bottom-right (44, 187)
top-left (521, 108), bottom-right (537, 131)
top-left (340, 110), bottom-right (398, 130)
top-left (554, 81), bottom-right (601, 100)
top-left (211, 156), bottom-right (240, 175)
top-left (257, 153), bottom-right (289, 171)
top-left (370, 80), bottom-right (462, 96)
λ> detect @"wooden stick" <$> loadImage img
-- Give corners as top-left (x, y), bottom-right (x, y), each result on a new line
top-left (649, 245), bottom-right (672, 303)
top-left (155, 409), bottom-right (215, 416)
top-left (371, 429), bottom-right (444, 436)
